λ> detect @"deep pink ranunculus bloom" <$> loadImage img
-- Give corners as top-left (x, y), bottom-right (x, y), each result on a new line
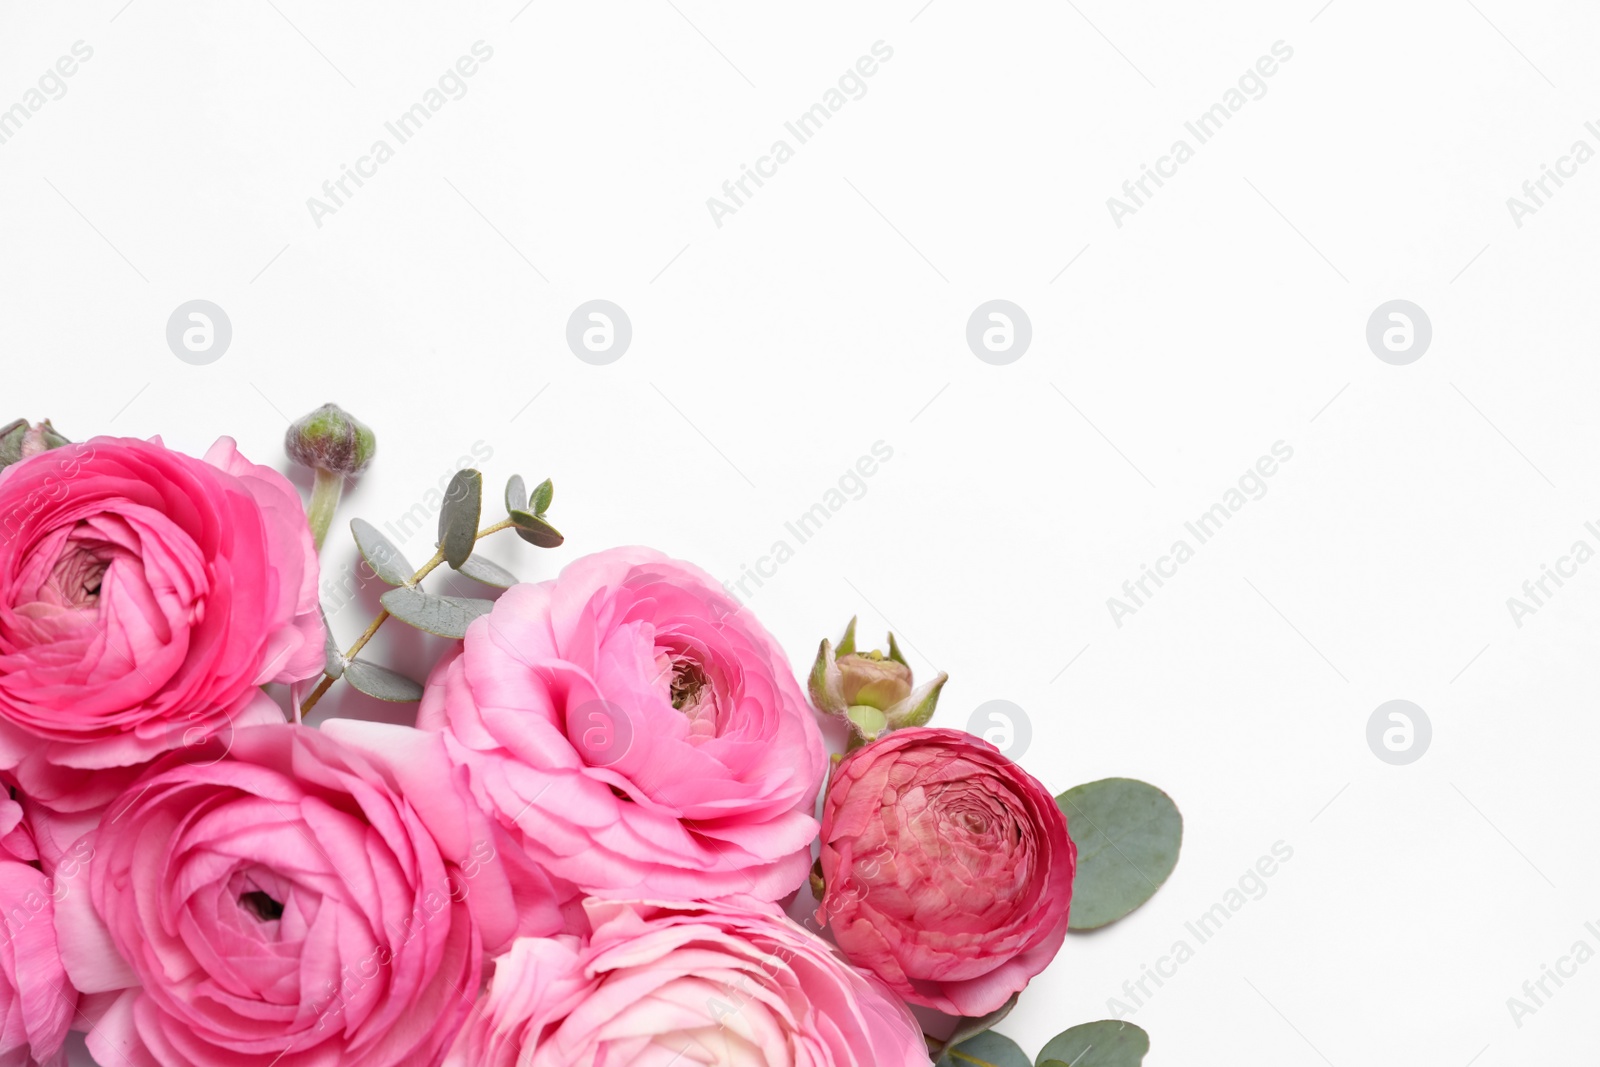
top-left (817, 727), bottom-right (1076, 1016)
top-left (52, 723), bottom-right (573, 1067)
top-left (418, 547), bottom-right (827, 901)
top-left (0, 437), bottom-right (323, 818)
top-left (445, 899), bottom-right (930, 1067)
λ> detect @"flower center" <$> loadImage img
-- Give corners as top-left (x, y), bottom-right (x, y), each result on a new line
top-left (47, 541), bottom-right (110, 608)
top-left (239, 890), bottom-right (285, 922)
top-left (669, 659), bottom-right (709, 711)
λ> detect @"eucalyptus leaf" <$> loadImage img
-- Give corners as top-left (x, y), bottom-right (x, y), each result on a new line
top-left (509, 509), bottom-right (564, 548)
top-left (1057, 778), bottom-right (1182, 931)
top-left (933, 994), bottom-right (1018, 1062)
top-left (379, 586), bottom-right (495, 639)
top-left (530, 477), bottom-right (553, 516)
top-left (505, 474), bottom-right (527, 514)
top-left (320, 608), bottom-right (344, 679)
top-left (937, 1030), bottom-right (1030, 1067)
top-left (342, 659), bottom-right (424, 702)
top-left (350, 518), bottom-right (414, 586)
top-left (1035, 1020), bottom-right (1149, 1066)
top-left (457, 555), bottom-right (518, 588)
top-left (439, 469), bottom-right (483, 569)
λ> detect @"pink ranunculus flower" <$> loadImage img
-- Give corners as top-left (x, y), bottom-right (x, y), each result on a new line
top-left (817, 727), bottom-right (1076, 1016)
top-left (0, 436), bottom-right (323, 817)
top-left (53, 722), bottom-right (573, 1067)
top-left (0, 790), bottom-right (74, 1067)
top-left (418, 547), bottom-right (827, 901)
top-left (445, 898), bottom-right (930, 1067)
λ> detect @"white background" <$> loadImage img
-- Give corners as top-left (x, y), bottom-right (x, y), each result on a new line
top-left (6, 1), bottom-right (1600, 1063)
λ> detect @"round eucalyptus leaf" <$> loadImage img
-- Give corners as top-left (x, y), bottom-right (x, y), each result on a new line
top-left (457, 555), bottom-right (518, 588)
top-left (1057, 778), bottom-right (1181, 931)
top-left (379, 586), bottom-right (494, 639)
top-left (350, 518), bottom-right (414, 586)
top-left (530, 477), bottom-right (553, 516)
top-left (510, 509), bottom-right (564, 548)
top-left (439, 469), bottom-right (483, 569)
top-left (505, 474), bottom-right (528, 515)
top-left (938, 1030), bottom-right (1030, 1067)
top-left (342, 659), bottom-right (424, 703)
top-left (1036, 1020), bottom-right (1149, 1066)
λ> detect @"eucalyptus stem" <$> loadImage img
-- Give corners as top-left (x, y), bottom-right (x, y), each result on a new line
top-left (305, 468), bottom-right (344, 551)
top-left (301, 517), bottom-right (514, 714)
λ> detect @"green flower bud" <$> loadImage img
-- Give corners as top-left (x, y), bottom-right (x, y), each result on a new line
top-left (837, 652), bottom-right (913, 710)
top-left (285, 403), bottom-right (376, 477)
top-left (0, 419), bottom-right (70, 469)
top-left (808, 616), bottom-right (948, 742)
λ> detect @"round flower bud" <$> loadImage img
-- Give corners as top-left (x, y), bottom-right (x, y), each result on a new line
top-left (817, 727), bottom-right (1076, 1016)
top-left (0, 419), bottom-right (69, 469)
top-left (284, 402), bottom-right (375, 475)
top-left (837, 652), bottom-right (913, 709)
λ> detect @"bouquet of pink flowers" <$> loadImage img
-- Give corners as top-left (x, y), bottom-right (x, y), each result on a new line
top-left (0, 409), bottom-right (1181, 1067)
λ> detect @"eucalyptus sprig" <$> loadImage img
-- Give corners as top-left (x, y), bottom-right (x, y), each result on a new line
top-left (301, 470), bottom-right (562, 712)
top-left (933, 1017), bottom-right (1150, 1067)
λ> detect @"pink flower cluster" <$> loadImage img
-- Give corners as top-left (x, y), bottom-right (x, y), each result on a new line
top-left (0, 436), bottom-right (1074, 1067)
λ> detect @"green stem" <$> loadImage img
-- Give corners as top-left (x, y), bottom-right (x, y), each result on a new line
top-left (306, 468), bottom-right (344, 552)
top-left (300, 518), bottom-right (515, 714)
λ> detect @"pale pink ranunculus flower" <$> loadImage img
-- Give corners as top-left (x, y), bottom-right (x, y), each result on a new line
top-left (817, 727), bottom-right (1076, 1016)
top-left (53, 722), bottom-right (574, 1067)
top-left (445, 898), bottom-right (930, 1067)
top-left (0, 437), bottom-right (323, 818)
top-left (418, 547), bottom-right (827, 901)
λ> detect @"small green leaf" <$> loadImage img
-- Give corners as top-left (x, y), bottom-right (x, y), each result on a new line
top-left (505, 474), bottom-right (527, 515)
top-left (837, 616), bottom-right (858, 657)
top-left (380, 586), bottom-right (494, 639)
top-left (1057, 778), bottom-right (1182, 931)
top-left (342, 659), bottom-right (424, 702)
top-left (886, 631), bottom-right (908, 666)
top-left (457, 555), bottom-right (518, 588)
top-left (509, 510), bottom-right (564, 548)
top-left (530, 477), bottom-right (553, 516)
top-left (320, 608), bottom-right (344, 679)
top-left (1036, 1020), bottom-right (1149, 1066)
top-left (439, 469), bottom-right (483, 570)
top-left (350, 518), bottom-right (414, 586)
top-left (933, 994), bottom-right (1018, 1063)
top-left (938, 1030), bottom-right (1030, 1067)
